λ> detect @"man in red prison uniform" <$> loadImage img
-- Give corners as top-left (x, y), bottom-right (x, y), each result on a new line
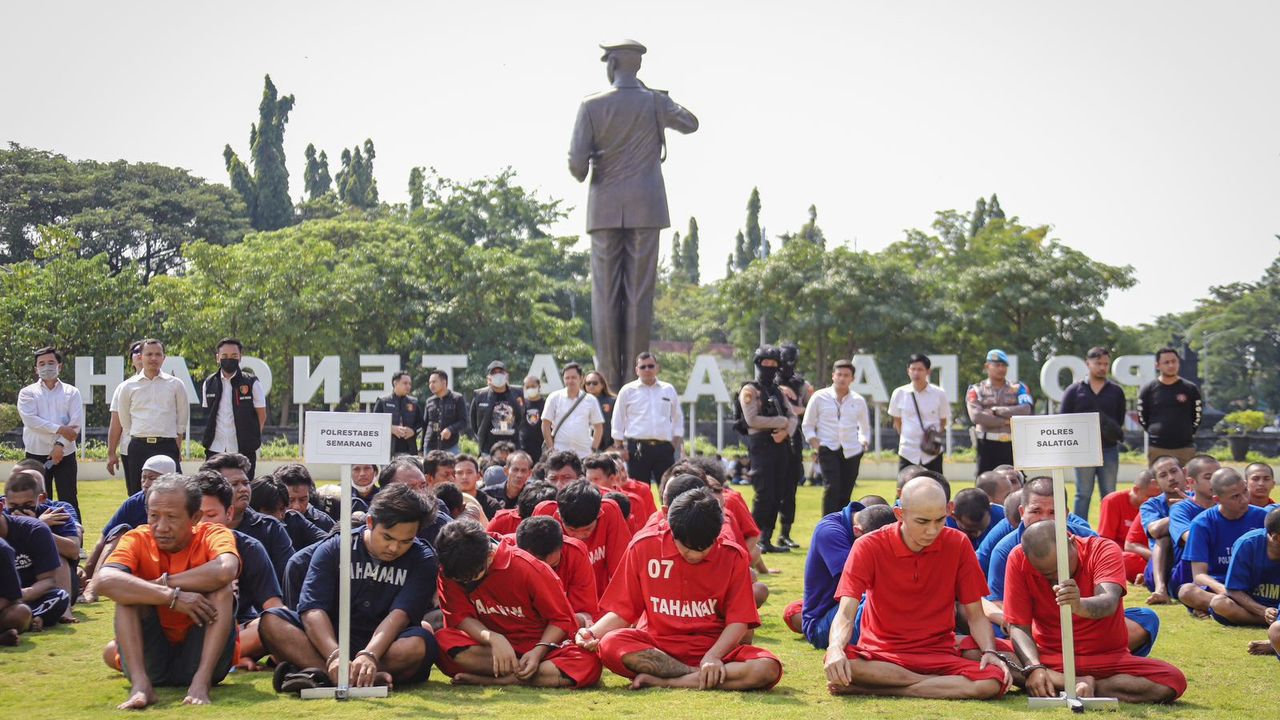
top-left (585, 453), bottom-right (656, 531)
top-left (824, 477), bottom-right (1010, 699)
top-left (513, 516), bottom-right (599, 627)
top-left (577, 488), bottom-right (782, 690)
top-left (434, 519), bottom-right (601, 688)
top-left (1099, 469), bottom-right (1159, 582)
top-left (533, 480), bottom-right (632, 596)
top-left (488, 482), bottom-right (558, 536)
top-left (1123, 514), bottom-right (1152, 576)
top-left (1005, 521), bottom-right (1186, 703)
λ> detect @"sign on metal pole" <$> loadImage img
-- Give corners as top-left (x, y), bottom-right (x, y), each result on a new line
top-left (1011, 412), bottom-right (1117, 711)
top-left (301, 411), bottom-right (392, 700)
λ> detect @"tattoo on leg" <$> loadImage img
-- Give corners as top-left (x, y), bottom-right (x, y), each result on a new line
top-left (624, 649), bottom-right (693, 678)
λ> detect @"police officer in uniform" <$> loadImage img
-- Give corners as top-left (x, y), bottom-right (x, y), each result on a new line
top-left (422, 369), bottom-right (468, 455)
top-left (373, 371), bottom-right (424, 457)
top-left (965, 349), bottom-right (1033, 474)
top-left (776, 342), bottom-right (812, 549)
top-left (736, 346), bottom-right (797, 554)
top-left (201, 338), bottom-right (266, 478)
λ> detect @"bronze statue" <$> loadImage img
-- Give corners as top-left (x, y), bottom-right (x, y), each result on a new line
top-left (569, 40), bottom-right (699, 389)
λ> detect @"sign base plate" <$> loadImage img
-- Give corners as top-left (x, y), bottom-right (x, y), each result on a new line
top-left (300, 685), bottom-right (389, 700)
top-left (1027, 694), bottom-right (1118, 712)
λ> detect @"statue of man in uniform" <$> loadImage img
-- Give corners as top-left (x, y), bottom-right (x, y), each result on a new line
top-left (569, 40), bottom-right (699, 390)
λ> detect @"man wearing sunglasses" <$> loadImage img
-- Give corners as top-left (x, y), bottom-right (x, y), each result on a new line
top-left (611, 352), bottom-right (683, 487)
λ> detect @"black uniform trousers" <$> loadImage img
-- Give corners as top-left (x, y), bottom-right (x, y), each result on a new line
top-left (818, 447), bottom-right (864, 516)
top-left (626, 439), bottom-right (675, 487)
top-left (748, 431), bottom-right (790, 542)
top-left (126, 437), bottom-right (182, 495)
top-left (24, 451), bottom-right (79, 518)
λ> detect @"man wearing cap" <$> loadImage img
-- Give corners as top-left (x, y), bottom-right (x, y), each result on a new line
top-left (569, 40), bottom-right (699, 390)
top-left (965, 350), bottom-right (1033, 475)
top-left (470, 361), bottom-right (526, 456)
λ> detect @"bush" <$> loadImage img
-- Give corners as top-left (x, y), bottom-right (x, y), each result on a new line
top-left (1221, 410), bottom-right (1268, 434)
top-left (0, 404), bottom-right (19, 436)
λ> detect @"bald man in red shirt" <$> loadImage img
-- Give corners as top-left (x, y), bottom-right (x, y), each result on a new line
top-left (1005, 521), bottom-right (1186, 703)
top-left (576, 488), bottom-right (782, 690)
top-left (1098, 470), bottom-right (1159, 582)
top-left (824, 477), bottom-right (1010, 699)
top-left (434, 520), bottom-right (601, 688)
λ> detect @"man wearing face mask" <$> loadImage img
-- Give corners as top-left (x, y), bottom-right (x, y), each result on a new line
top-left (734, 346), bottom-right (797, 554)
top-left (17, 346), bottom-right (84, 518)
top-left (521, 375), bottom-right (548, 464)
top-left (776, 343), bottom-right (812, 549)
top-left (471, 361), bottom-right (526, 457)
top-left (200, 338), bottom-right (267, 479)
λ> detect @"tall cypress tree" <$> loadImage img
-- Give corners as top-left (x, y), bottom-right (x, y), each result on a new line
top-left (408, 166), bottom-right (424, 212)
top-left (987, 193), bottom-right (1005, 220)
top-left (303, 144), bottom-right (332, 199)
top-left (969, 196), bottom-right (988, 238)
top-left (745, 187), bottom-right (762, 258)
top-left (669, 231), bottom-right (683, 277)
top-left (683, 216), bottom-right (700, 284)
top-left (223, 75), bottom-right (295, 230)
top-left (733, 229), bottom-right (749, 270)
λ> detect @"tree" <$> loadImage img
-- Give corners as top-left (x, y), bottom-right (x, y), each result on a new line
top-left (745, 187), bottom-right (762, 259)
top-left (969, 196), bottom-right (988, 239)
top-left (223, 75), bottom-right (296, 231)
top-left (781, 205), bottom-right (826, 248)
top-left (303, 144), bottom-right (332, 200)
top-left (0, 144), bottom-right (87, 263)
top-left (408, 167), bottom-right (425, 212)
top-left (668, 231), bottom-right (683, 278)
top-left (682, 217), bottom-right (700, 284)
top-left (733, 230), bottom-right (749, 271)
top-left (415, 167), bottom-right (567, 249)
top-left (335, 140), bottom-right (379, 210)
top-left (988, 193), bottom-right (1005, 221)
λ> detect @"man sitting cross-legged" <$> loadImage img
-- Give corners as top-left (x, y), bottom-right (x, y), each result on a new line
top-left (1140, 456), bottom-right (1193, 605)
top-left (95, 474), bottom-right (241, 709)
top-left (1214, 509), bottom-right (1280, 645)
top-left (259, 483), bottom-right (440, 693)
top-left (434, 518), bottom-right (602, 688)
top-left (577, 488), bottom-right (783, 691)
top-left (1006, 521), bottom-right (1187, 703)
top-left (823, 477), bottom-right (1010, 700)
top-left (534, 480), bottom-right (633, 597)
top-left (1098, 469), bottom-right (1159, 584)
top-left (514, 515), bottom-right (599, 628)
top-left (1179, 467), bottom-right (1269, 616)
top-left (0, 537), bottom-right (33, 644)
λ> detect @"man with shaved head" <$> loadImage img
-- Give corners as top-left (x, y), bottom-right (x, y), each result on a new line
top-left (1140, 456), bottom-right (1191, 604)
top-left (1178, 468), bottom-right (1269, 615)
top-left (1005, 522), bottom-right (1186, 703)
top-left (994, 465), bottom-right (1024, 493)
top-left (1245, 463), bottom-right (1277, 507)
top-left (1098, 469), bottom-right (1160, 583)
top-left (824, 478), bottom-right (1010, 700)
top-left (976, 471), bottom-right (1012, 505)
top-left (1213, 507), bottom-right (1280, 632)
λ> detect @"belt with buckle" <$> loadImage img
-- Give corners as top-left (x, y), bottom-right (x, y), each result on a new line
top-left (628, 438), bottom-right (671, 446)
top-left (978, 431), bottom-right (1012, 443)
top-left (136, 436), bottom-right (172, 444)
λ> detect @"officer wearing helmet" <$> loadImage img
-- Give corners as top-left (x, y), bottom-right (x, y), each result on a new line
top-left (735, 345), bottom-right (797, 553)
top-left (776, 342), bottom-right (813, 549)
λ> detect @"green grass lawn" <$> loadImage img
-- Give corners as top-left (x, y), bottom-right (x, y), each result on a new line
top-left (1, 477), bottom-right (1275, 719)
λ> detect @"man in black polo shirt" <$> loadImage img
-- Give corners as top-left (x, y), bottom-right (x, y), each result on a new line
top-left (202, 453), bottom-right (295, 585)
top-left (470, 361), bottom-right (526, 456)
top-left (201, 338), bottom-right (267, 479)
top-left (422, 369), bottom-right (468, 455)
top-left (1060, 346), bottom-right (1127, 519)
top-left (374, 371), bottom-right (424, 458)
top-left (1137, 347), bottom-right (1203, 467)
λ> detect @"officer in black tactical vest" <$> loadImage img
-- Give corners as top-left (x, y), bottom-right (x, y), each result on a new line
top-left (373, 371), bottom-right (425, 457)
top-left (201, 338), bottom-right (266, 478)
top-left (735, 345), bottom-right (797, 554)
top-left (776, 342), bottom-right (813, 549)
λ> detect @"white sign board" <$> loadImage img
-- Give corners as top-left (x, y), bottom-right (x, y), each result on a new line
top-left (1010, 413), bottom-right (1103, 469)
top-left (304, 411), bottom-right (393, 464)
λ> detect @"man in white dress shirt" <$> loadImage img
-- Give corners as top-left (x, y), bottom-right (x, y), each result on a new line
top-left (541, 363), bottom-right (605, 459)
top-left (802, 360), bottom-right (870, 516)
top-left (611, 352), bottom-right (684, 486)
top-left (17, 346), bottom-right (84, 516)
top-left (888, 353), bottom-right (951, 474)
top-left (107, 339), bottom-right (188, 496)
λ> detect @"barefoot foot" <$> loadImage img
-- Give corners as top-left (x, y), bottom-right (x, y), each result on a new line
top-left (117, 689), bottom-right (157, 710)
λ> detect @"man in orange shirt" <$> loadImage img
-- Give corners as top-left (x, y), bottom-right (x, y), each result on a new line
top-left (96, 474), bottom-right (241, 710)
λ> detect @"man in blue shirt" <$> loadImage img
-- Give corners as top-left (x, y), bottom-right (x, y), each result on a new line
top-left (1179, 468), bottom-right (1269, 616)
top-left (195, 471), bottom-right (283, 671)
top-left (274, 463), bottom-right (337, 532)
top-left (249, 477), bottom-right (328, 553)
top-left (951, 487), bottom-right (1006, 549)
top-left (0, 509), bottom-right (69, 631)
top-left (260, 483), bottom-right (440, 693)
top-left (1140, 455), bottom-right (1192, 605)
top-left (5, 467), bottom-right (80, 621)
top-left (1212, 507), bottom-right (1280, 630)
top-left (977, 490), bottom-right (1022, 574)
top-left (203, 453), bottom-right (296, 586)
top-left (784, 501), bottom-right (895, 649)
top-left (0, 537), bottom-right (33, 644)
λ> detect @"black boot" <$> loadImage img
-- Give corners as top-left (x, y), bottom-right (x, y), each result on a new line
top-left (758, 538), bottom-right (791, 553)
top-left (778, 529), bottom-right (800, 549)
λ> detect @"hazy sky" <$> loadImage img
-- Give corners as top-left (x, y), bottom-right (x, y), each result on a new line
top-left (4, 1), bottom-right (1276, 327)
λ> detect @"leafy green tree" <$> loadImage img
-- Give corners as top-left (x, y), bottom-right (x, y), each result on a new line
top-left (415, 167), bottom-right (567, 250)
top-left (0, 144), bottom-right (86, 263)
top-left (682, 217), bottom-right (701, 284)
top-left (745, 187), bottom-right (762, 259)
top-left (733, 229), bottom-right (749, 271)
top-left (988, 193), bottom-right (1005, 220)
top-left (781, 205), bottom-right (826, 249)
top-left (223, 75), bottom-right (296, 231)
top-left (408, 167), bottom-right (425, 212)
top-left (969, 196), bottom-right (988, 239)
top-left (303, 144), bottom-right (332, 200)
top-left (669, 231), bottom-right (684, 278)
